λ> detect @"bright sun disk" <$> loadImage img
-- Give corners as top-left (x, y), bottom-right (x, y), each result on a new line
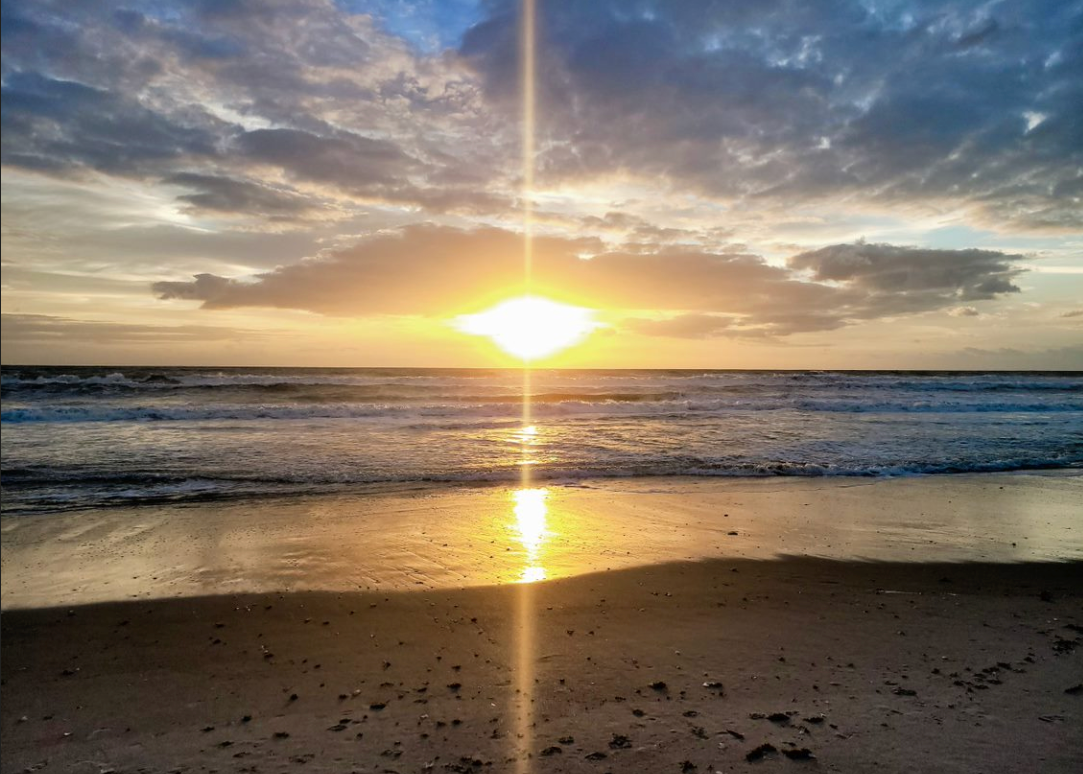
top-left (455, 295), bottom-right (597, 360)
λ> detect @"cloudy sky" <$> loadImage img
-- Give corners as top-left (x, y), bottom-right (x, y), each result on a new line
top-left (2, 0), bottom-right (1081, 368)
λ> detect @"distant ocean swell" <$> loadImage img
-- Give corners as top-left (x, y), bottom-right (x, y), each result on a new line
top-left (4, 397), bottom-right (1083, 424)
top-left (2, 367), bottom-right (1081, 513)
top-left (3, 370), bottom-right (1080, 392)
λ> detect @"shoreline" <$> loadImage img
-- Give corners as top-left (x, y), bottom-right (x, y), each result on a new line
top-left (3, 557), bottom-right (1081, 772)
top-left (4, 471), bottom-right (1082, 611)
top-left (3, 466), bottom-right (1080, 520)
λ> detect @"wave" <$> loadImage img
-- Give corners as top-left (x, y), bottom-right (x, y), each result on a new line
top-left (4, 456), bottom-right (1079, 513)
top-left (1, 372), bottom-right (178, 389)
top-left (7, 459), bottom-right (1080, 488)
top-left (1, 371), bottom-right (503, 390)
top-left (3, 369), bottom-right (1080, 395)
top-left (5, 368), bottom-right (1080, 515)
top-left (4, 395), bottom-right (1083, 424)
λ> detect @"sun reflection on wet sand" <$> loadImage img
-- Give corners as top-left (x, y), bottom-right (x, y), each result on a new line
top-left (513, 487), bottom-right (549, 582)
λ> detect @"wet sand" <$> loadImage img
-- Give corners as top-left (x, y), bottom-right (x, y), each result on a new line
top-left (3, 472), bottom-right (1081, 608)
top-left (3, 558), bottom-right (1082, 773)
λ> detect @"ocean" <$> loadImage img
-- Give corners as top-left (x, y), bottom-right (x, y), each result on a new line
top-left (2, 366), bottom-right (1081, 514)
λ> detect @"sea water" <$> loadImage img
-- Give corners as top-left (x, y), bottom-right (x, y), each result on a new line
top-left (2, 367), bottom-right (1081, 514)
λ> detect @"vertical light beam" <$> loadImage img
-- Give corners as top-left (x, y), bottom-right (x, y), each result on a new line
top-left (522, 0), bottom-right (535, 289)
top-left (514, 6), bottom-right (538, 774)
top-left (520, 0), bottom-right (536, 445)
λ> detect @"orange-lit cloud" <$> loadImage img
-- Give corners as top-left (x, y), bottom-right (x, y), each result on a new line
top-left (154, 224), bottom-right (1025, 338)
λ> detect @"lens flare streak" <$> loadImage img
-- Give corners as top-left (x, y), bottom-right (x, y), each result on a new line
top-left (514, 4), bottom-right (539, 773)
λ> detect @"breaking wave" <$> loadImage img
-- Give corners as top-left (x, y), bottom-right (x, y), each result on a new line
top-left (3, 366), bottom-right (1080, 512)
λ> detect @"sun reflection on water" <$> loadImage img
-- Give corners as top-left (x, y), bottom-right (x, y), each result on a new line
top-left (512, 487), bottom-right (548, 583)
top-left (513, 424), bottom-right (540, 467)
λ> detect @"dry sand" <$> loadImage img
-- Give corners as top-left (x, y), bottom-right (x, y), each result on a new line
top-left (3, 557), bottom-right (1082, 773)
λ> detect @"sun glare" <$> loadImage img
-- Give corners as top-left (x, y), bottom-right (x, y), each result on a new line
top-left (513, 487), bottom-right (548, 583)
top-left (455, 295), bottom-right (597, 361)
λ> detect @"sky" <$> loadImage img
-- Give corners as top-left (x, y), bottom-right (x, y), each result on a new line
top-left (1, 0), bottom-right (1081, 369)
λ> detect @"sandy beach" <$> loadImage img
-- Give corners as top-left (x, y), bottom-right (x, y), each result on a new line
top-left (3, 557), bottom-right (1082, 773)
top-left (3, 474), bottom-right (1082, 772)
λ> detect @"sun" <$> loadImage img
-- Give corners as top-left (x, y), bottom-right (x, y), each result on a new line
top-left (455, 295), bottom-right (598, 361)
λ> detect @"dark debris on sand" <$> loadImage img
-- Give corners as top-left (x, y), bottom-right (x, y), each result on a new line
top-left (746, 743), bottom-right (778, 762)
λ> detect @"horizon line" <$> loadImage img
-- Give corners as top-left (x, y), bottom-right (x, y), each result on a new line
top-left (3, 363), bottom-right (1081, 374)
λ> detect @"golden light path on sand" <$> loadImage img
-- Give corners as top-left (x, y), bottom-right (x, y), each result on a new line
top-left (511, 477), bottom-right (541, 772)
top-left (513, 487), bottom-right (549, 584)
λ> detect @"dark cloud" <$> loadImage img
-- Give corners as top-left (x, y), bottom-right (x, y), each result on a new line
top-left (1, 71), bottom-right (224, 175)
top-left (167, 173), bottom-right (314, 217)
top-left (461, 0), bottom-right (1083, 230)
top-left (235, 128), bottom-right (416, 192)
top-left (153, 225), bottom-right (1026, 337)
top-left (789, 242), bottom-right (1023, 303)
top-left (112, 8), bottom-right (247, 61)
top-left (1, 0), bottom-right (506, 222)
top-left (3, 0), bottom-right (1079, 233)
